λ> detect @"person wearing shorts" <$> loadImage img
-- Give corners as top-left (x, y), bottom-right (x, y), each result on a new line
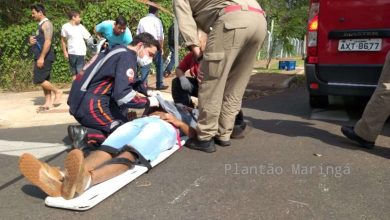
top-left (61, 10), bottom-right (91, 80)
top-left (29, 4), bottom-right (62, 111)
top-left (67, 54), bottom-right (84, 77)
top-left (33, 59), bottom-right (52, 84)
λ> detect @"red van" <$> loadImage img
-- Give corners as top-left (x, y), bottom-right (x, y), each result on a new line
top-left (305, 0), bottom-right (390, 108)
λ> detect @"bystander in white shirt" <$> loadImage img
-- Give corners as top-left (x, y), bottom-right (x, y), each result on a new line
top-left (61, 22), bottom-right (91, 56)
top-left (136, 13), bottom-right (164, 41)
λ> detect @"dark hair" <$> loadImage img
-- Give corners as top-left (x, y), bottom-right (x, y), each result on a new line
top-left (131, 32), bottom-right (161, 51)
top-left (149, 6), bottom-right (158, 14)
top-left (67, 10), bottom-right (80, 20)
top-left (30, 4), bottom-right (46, 15)
top-left (115, 15), bottom-right (127, 26)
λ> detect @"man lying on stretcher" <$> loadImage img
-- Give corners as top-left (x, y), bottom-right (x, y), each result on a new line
top-left (18, 96), bottom-right (199, 200)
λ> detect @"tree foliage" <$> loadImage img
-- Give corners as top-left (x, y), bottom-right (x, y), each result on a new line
top-left (0, 0), bottom-right (174, 91)
top-left (0, 0), bottom-right (309, 90)
top-left (0, 0), bottom-right (105, 28)
top-left (257, 0), bottom-right (308, 68)
top-left (258, 0), bottom-right (308, 50)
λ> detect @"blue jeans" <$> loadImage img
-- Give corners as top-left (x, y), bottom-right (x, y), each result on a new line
top-left (164, 46), bottom-right (175, 74)
top-left (139, 50), bottom-right (165, 89)
top-left (100, 116), bottom-right (177, 161)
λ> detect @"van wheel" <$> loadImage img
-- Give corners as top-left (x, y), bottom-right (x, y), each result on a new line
top-left (309, 94), bottom-right (329, 108)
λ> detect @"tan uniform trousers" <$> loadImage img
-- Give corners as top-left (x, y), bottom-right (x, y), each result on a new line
top-left (354, 50), bottom-right (390, 142)
top-left (197, 9), bottom-right (267, 141)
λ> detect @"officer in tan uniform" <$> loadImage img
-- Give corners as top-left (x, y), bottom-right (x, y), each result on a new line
top-left (341, 50), bottom-right (390, 149)
top-left (174, 0), bottom-right (267, 152)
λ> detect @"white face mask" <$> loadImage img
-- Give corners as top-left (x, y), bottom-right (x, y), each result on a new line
top-left (137, 46), bottom-right (153, 66)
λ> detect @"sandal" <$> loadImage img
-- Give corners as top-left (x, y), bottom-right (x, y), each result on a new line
top-left (52, 103), bottom-right (62, 108)
top-left (36, 106), bottom-right (50, 113)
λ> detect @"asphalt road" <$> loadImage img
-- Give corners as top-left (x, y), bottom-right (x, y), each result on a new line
top-left (0, 87), bottom-right (389, 220)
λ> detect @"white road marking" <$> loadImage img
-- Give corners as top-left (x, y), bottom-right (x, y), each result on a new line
top-left (169, 176), bottom-right (206, 204)
top-left (288, 199), bottom-right (309, 206)
top-left (0, 140), bottom-right (69, 159)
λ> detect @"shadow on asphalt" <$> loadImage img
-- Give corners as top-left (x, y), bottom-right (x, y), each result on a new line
top-left (247, 117), bottom-right (390, 160)
top-left (32, 94), bottom-right (70, 106)
top-left (32, 97), bottom-right (46, 106)
top-left (21, 184), bottom-right (46, 200)
top-left (243, 87), bottom-right (369, 120)
top-left (243, 87), bottom-right (390, 159)
top-left (0, 123), bottom-right (73, 145)
top-left (0, 148), bottom-right (68, 195)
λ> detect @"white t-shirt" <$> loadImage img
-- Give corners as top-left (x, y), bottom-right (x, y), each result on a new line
top-left (136, 14), bottom-right (164, 41)
top-left (61, 22), bottom-right (91, 56)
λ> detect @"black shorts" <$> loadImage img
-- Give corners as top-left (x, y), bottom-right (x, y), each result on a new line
top-left (33, 60), bottom-right (53, 84)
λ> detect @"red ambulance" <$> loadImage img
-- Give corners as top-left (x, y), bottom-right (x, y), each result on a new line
top-left (305, 0), bottom-right (390, 108)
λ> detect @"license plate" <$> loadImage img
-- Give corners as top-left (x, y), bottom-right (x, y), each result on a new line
top-left (338, 39), bottom-right (382, 51)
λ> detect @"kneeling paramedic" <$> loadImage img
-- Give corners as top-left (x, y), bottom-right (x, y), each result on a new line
top-left (67, 33), bottom-right (160, 148)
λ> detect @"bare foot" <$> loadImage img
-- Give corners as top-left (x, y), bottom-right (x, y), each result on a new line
top-left (53, 90), bottom-right (63, 107)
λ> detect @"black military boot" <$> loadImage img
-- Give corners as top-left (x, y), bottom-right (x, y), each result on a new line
top-left (231, 121), bottom-right (252, 139)
top-left (185, 138), bottom-right (216, 153)
top-left (214, 138), bottom-right (231, 147)
top-left (341, 126), bottom-right (375, 149)
top-left (67, 125), bottom-right (88, 150)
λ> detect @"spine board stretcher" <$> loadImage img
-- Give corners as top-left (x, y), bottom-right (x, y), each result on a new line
top-left (45, 141), bottom-right (183, 211)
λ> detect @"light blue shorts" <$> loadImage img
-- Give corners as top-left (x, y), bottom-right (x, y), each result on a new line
top-left (100, 116), bottom-right (177, 161)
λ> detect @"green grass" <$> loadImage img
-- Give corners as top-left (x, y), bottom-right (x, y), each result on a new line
top-left (254, 57), bottom-right (304, 74)
top-left (253, 67), bottom-right (284, 74)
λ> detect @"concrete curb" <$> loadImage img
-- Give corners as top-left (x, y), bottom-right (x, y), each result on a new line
top-left (281, 69), bottom-right (305, 88)
top-left (281, 75), bottom-right (299, 88)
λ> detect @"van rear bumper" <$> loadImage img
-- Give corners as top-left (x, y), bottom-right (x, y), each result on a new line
top-left (304, 63), bottom-right (380, 96)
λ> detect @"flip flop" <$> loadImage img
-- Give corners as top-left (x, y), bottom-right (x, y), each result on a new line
top-left (53, 103), bottom-right (62, 108)
top-left (36, 106), bottom-right (50, 113)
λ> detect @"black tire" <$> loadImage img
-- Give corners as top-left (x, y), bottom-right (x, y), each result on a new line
top-left (309, 94), bottom-right (329, 108)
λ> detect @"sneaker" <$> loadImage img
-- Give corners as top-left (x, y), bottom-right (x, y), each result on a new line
top-left (62, 149), bottom-right (90, 200)
top-left (67, 125), bottom-right (88, 149)
top-left (156, 85), bottom-right (169, 90)
top-left (231, 121), bottom-right (252, 139)
top-left (341, 126), bottom-right (375, 149)
top-left (214, 138), bottom-right (231, 147)
top-left (185, 138), bottom-right (216, 153)
top-left (19, 153), bottom-right (63, 197)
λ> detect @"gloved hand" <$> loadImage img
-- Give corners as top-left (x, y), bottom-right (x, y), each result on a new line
top-left (179, 75), bottom-right (193, 92)
top-left (85, 36), bottom-right (94, 48)
top-left (147, 96), bottom-right (160, 107)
